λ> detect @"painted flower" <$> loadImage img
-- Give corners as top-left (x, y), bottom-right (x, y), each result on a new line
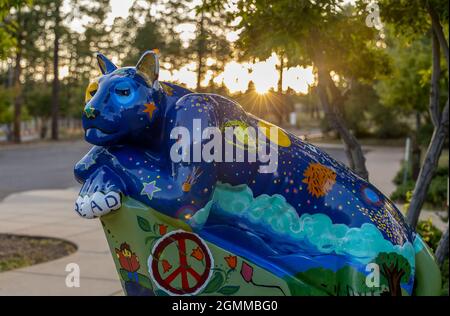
top-left (190, 246), bottom-right (204, 261)
top-left (115, 243), bottom-right (140, 273)
top-left (158, 224), bottom-right (168, 235)
top-left (240, 261), bottom-right (254, 283)
top-left (224, 255), bottom-right (237, 269)
top-left (161, 259), bottom-right (172, 273)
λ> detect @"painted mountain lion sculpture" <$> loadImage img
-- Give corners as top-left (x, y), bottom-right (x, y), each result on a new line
top-left (74, 51), bottom-right (441, 296)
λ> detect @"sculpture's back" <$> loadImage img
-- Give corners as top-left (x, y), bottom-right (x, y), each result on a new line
top-left (74, 51), bottom-right (441, 296)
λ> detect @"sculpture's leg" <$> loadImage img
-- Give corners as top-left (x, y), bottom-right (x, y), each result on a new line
top-left (74, 165), bottom-right (125, 219)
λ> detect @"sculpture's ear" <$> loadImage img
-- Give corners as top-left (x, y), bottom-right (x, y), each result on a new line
top-left (135, 50), bottom-right (160, 88)
top-left (96, 53), bottom-right (117, 75)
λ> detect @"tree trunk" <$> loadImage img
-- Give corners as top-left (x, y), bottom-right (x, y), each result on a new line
top-left (13, 49), bottom-right (22, 143)
top-left (382, 263), bottom-right (404, 296)
top-left (407, 104), bottom-right (449, 227)
top-left (412, 112), bottom-right (422, 180)
top-left (388, 274), bottom-right (403, 296)
top-left (12, 10), bottom-right (23, 144)
top-left (406, 31), bottom-right (449, 227)
top-left (427, 2), bottom-right (449, 67)
top-left (316, 70), bottom-right (369, 180)
top-left (435, 224), bottom-right (449, 266)
top-left (196, 7), bottom-right (205, 91)
top-left (51, 2), bottom-right (61, 141)
top-left (278, 53), bottom-right (284, 93)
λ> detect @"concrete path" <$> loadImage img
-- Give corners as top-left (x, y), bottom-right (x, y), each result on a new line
top-left (0, 188), bottom-right (123, 296)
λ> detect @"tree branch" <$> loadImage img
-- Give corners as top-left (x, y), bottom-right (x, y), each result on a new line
top-left (440, 98), bottom-right (449, 127)
top-left (427, 0), bottom-right (449, 68)
top-left (429, 31), bottom-right (441, 127)
top-left (435, 223), bottom-right (449, 266)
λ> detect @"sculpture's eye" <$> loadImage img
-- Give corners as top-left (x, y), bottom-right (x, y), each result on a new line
top-left (115, 88), bottom-right (130, 96)
top-left (113, 81), bottom-right (135, 104)
top-left (85, 81), bottom-right (99, 104)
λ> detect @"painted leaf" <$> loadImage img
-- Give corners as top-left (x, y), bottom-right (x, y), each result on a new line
top-left (137, 274), bottom-right (153, 290)
top-left (137, 216), bottom-right (152, 232)
top-left (217, 286), bottom-right (240, 295)
top-left (202, 272), bottom-right (224, 293)
top-left (119, 269), bottom-right (130, 282)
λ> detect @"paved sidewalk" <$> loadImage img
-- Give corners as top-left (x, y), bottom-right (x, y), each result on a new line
top-left (0, 188), bottom-right (123, 296)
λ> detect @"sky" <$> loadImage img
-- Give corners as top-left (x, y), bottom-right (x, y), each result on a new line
top-left (106, 0), bottom-right (134, 26)
top-left (64, 0), bottom-right (316, 94)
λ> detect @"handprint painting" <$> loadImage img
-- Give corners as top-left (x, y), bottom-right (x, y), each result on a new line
top-left (74, 51), bottom-right (441, 296)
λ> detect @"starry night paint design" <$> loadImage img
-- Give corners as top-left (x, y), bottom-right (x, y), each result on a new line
top-left (74, 51), bottom-right (442, 296)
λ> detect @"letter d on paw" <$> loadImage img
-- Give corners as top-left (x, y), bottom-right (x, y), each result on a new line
top-left (105, 192), bottom-right (121, 211)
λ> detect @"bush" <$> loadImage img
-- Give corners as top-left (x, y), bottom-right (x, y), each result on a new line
top-left (416, 218), bottom-right (443, 251)
top-left (390, 165), bottom-right (448, 208)
top-left (390, 180), bottom-right (415, 202)
top-left (428, 176), bottom-right (448, 207)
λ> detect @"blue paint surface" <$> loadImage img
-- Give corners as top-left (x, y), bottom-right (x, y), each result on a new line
top-left (74, 52), bottom-right (419, 295)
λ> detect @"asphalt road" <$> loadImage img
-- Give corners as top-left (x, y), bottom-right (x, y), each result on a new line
top-left (0, 140), bottom-right (91, 200)
top-left (0, 139), bottom-right (347, 201)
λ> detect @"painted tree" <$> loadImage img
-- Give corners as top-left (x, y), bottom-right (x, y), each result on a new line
top-left (206, 0), bottom-right (391, 180)
top-left (375, 252), bottom-right (411, 296)
top-left (379, 0), bottom-right (449, 230)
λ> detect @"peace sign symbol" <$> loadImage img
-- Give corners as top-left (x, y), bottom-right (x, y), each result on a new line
top-left (148, 230), bottom-right (213, 295)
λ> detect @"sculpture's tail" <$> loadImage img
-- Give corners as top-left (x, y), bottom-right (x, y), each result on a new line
top-left (413, 235), bottom-right (442, 296)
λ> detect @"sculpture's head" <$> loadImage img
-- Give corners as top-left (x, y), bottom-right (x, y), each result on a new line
top-left (83, 51), bottom-right (162, 146)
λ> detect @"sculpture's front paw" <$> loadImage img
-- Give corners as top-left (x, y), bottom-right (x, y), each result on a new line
top-left (75, 191), bottom-right (121, 219)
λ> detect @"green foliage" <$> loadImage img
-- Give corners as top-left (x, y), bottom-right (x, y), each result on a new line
top-left (0, 86), bottom-right (12, 123)
top-left (390, 180), bottom-right (415, 203)
top-left (223, 0), bottom-right (390, 81)
top-left (375, 29), bottom-right (448, 119)
top-left (378, 0), bottom-right (448, 40)
top-left (115, 1), bottom-right (185, 68)
top-left (416, 218), bottom-right (443, 251)
top-left (342, 83), bottom-right (379, 138)
top-left (0, 0), bottom-right (31, 58)
top-left (23, 84), bottom-right (52, 118)
top-left (391, 165), bottom-right (448, 207)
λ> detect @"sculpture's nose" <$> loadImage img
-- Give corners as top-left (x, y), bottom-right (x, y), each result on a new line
top-left (84, 104), bottom-right (99, 119)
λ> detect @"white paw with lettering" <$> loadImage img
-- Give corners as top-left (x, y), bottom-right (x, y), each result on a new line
top-left (75, 191), bottom-right (121, 219)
